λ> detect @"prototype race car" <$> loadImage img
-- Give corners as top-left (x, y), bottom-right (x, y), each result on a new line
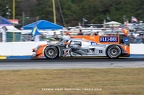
top-left (32, 35), bottom-right (130, 59)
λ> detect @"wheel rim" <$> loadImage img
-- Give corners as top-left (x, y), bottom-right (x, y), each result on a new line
top-left (110, 48), bottom-right (118, 56)
top-left (45, 47), bottom-right (58, 59)
top-left (48, 49), bottom-right (55, 56)
top-left (107, 46), bottom-right (121, 58)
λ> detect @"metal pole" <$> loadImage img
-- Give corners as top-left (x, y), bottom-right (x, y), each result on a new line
top-left (52, 0), bottom-right (56, 24)
top-left (57, 0), bottom-right (66, 27)
top-left (12, 0), bottom-right (15, 42)
top-left (22, 12), bottom-right (25, 26)
top-left (123, 15), bottom-right (125, 24)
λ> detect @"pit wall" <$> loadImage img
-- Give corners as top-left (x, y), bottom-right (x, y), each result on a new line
top-left (0, 42), bottom-right (144, 56)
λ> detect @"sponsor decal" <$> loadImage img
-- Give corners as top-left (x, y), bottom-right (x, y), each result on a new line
top-left (100, 36), bottom-right (118, 42)
top-left (123, 37), bottom-right (129, 42)
top-left (90, 36), bottom-right (95, 39)
top-left (90, 42), bottom-right (97, 45)
top-left (63, 49), bottom-right (71, 57)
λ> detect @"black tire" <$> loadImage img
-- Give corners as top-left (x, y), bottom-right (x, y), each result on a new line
top-left (106, 45), bottom-right (121, 59)
top-left (44, 46), bottom-right (58, 59)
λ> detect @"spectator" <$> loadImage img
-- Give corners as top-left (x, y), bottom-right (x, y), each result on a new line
top-left (142, 34), bottom-right (144, 43)
top-left (99, 29), bottom-right (106, 35)
top-left (90, 32), bottom-right (98, 36)
top-left (129, 33), bottom-right (135, 43)
top-left (136, 34), bottom-right (143, 44)
top-left (96, 32), bottom-right (99, 35)
top-left (62, 32), bottom-right (71, 40)
top-left (132, 30), bottom-right (139, 43)
top-left (53, 31), bottom-right (59, 40)
top-left (0, 38), bottom-right (2, 42)
top-left (34, 35), bottom-right (41, 42)
top-left (116, 31), bottom-right (119, 36)
top-left (77, 29), bottom-right (83, 35)
top-left (133, 29), bottom-right (139, 38)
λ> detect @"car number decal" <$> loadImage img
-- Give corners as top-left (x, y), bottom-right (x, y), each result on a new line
top-left (63, 49), bottom-right (71, 57)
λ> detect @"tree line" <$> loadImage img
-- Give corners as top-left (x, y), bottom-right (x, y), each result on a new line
top-left (0, 0), bottom-right (144, 27)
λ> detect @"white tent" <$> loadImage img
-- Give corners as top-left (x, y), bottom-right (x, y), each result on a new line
top-left (0, 25), bottom-right (22, 42)
top-left (0, 25), bottom-right (22, 33)
top-left (105, 21), bottom-right (121, 27)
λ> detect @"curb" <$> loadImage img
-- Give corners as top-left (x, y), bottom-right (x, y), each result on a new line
top-left (130, 54), bottom-right (144, 58)
top-left (0, 56), bottom-right (7, 59)
top-left (6, 56), bottom-right (31, 59)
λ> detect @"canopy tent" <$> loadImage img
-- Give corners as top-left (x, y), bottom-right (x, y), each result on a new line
top-left (0, 16), bottom-right (12, 25)
top-left (0, 25), bottom-right (22, 33)
top-left (105, 21), bottom-right (121, 27)
top-left (0, 25), bottom-right (22, 42)
top-left (22, 20), bottom-right (63, 30)
top-left (0, 16), bottom-right (21, 32)
top-left (105, 21), bottom-right (121, 25)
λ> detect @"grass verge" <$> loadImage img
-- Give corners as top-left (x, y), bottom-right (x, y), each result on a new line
top-left (0, 68), bottom-right (144, 95)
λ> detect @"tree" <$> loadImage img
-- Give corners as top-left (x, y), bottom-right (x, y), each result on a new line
top-left (1, 0), bottom-right (144, 26)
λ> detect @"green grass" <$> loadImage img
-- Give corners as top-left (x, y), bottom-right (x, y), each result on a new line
top-left (0, 68), bottom-right (144, 95)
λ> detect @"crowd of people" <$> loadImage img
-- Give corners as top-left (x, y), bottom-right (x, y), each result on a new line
top-left (129, 31), bottom-right (144, 44)
top-left (61, 29), bottom-right (144, 44)
top-left (20, 29), bottom-right (144, 44)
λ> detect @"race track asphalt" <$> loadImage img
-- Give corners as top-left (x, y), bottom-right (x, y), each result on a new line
top-left (0, 58), bottom-right (144, 70)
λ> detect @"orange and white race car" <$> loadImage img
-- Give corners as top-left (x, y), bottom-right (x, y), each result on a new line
top-left (31, 34), bottom-right (130, 59)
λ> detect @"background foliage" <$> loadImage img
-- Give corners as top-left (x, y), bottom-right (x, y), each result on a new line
top-left (0, 0), bottom-right (144, 27)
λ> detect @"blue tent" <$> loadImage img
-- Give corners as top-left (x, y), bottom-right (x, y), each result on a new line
top-left (0, 16), bottom-right (12, 24)
top-left (22, 20), bottom-right (63, 30)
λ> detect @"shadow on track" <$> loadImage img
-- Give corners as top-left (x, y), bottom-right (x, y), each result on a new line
top-left (0, 57), bottom-right (144, 63)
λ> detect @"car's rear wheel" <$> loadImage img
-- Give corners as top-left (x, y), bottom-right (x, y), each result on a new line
top-left (44, 46), bottom-right (58, 59)
top-left (106, 45), bottom-right (121, 59)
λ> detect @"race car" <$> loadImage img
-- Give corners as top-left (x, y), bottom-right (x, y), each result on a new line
top-left (31, 35), bottom-right (130, 59)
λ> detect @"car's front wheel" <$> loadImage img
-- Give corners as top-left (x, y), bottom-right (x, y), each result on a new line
top-left (106, 45), bottom-right (121, 59)
top-left (44, 46), bottom-right (58, 59)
